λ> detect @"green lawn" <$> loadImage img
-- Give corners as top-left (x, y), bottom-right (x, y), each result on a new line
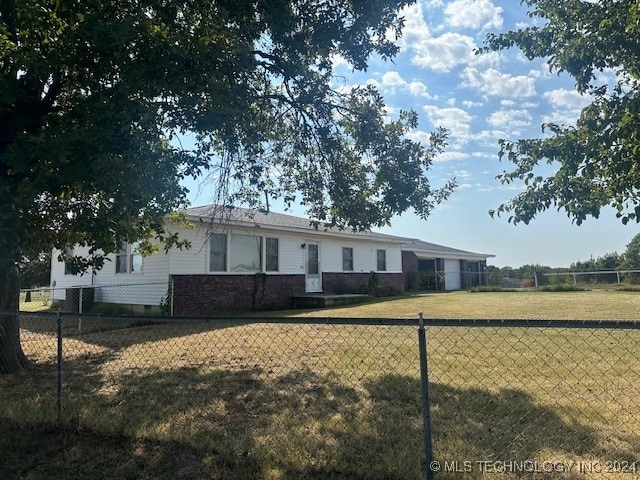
top-left (4, 290), bottom-right (640, 479)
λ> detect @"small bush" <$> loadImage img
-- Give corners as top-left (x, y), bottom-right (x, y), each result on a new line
top-left (538, 284), bottom-right (586, 292)
top-left (373, 286), bottom-right (403, 297)
top-left (407, 272), bottom-right (421, 292)
top-left (469, 286), bottom-right (518, 293)
top-left (617, 285), bottom-right (640, 292)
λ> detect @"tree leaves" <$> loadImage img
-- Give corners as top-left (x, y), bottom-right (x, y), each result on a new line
top-left (483, 0), bottom-right (640, 226)
top-left (1, 0), bottom-right (451, 273)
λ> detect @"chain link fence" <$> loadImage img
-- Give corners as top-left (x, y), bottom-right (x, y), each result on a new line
top-left (20, 282), bottom-right (170, 314)
top-left (2, 312), bottom-right (640, 479)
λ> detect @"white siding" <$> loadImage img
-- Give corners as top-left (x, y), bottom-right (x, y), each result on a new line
top-left (50, 222), bottom-right (404, 304)
top-left (169, 224), bottom-right (307, 276)
top-left (168, 225), bottom-right (208, 275)
top-left (275, 232), bottom-right (306, 274)
top-left (50, 247), bottom-right (94, 300)
top-left (320, 239), bottom-right (402, 273)
top-left (444, 259), bottom-right (461, 290)
top-left (51, 243), bottom-right (170, 305)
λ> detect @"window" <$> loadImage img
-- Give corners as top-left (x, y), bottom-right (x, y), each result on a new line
top-left (130, 243), bottom-right (142, 273)
top-left (209, 233), bottom-right (227, 272)
top-left (63, 247), bottom-right (74, 275)
top-left (116, 243), bottom-right (142, 274)
top-left (377, 249), bottom-right (387, 271)
top-left (342, 247), bottom-right (353, 271)
top-left (229, 234), bottom-right (261, 272)
top-left (266, 237), bottom-right (279, 272)
top-left (115, 248), bottom-right (128, 273)
top-left (307, 243), bottom-right (319, 275)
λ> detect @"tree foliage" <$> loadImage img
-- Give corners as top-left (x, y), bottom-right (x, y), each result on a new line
top-left (483, 0), bottom-right (640, 225)
top-left (1, 1), bottom-right (453, 371)
top-left (19, 253), bottom-right (51, 289)
top-left (1, 0), bottom-right (452, 270)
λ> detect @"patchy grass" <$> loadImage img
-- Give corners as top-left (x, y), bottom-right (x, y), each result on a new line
top-left (271, 290), bottom-right (640, 321)
top-left (19, 289), bottom-right (54, 312)
top-left (3, 291), bottom-right (640, 479)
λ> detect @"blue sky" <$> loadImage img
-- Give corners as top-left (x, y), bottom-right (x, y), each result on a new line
top-left (184, 0), bottom-right (637, 268)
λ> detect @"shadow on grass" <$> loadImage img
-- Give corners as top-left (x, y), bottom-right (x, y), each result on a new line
top-left (3, 338), bottom-right (640, 480)
top-left (19, 314), bottom-right (251, 351)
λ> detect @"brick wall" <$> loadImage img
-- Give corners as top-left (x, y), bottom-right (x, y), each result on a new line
top-left (322, 272), bottom-right (405, 295)
top-left (401, 251), bottom-right (419, 290)
top-left (172, 274), bottom-right (305, 316)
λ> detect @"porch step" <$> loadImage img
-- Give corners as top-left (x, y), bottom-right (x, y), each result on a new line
top-left (292, 293), bottom-right (370, 309)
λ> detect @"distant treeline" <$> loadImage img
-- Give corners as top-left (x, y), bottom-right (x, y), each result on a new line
top-left (490, 233), bottom-right (640, 286)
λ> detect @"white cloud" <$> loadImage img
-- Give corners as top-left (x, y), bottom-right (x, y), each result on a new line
top-left (455, 169), bottom-right (473, 179)
top-left (460, 67), bottom-right (537, 98)
top-left (434, 151), bottom-right (471, 162)
top-left (379, 71), bottom-right (432, 97)
top-left (543, 88), bottom-right (590, 111)
top-left (462, 100), bottom-right (484, 108)
top-left (423, 105), bottom-right (473, 141)
top-left (486, 109), bottom-right (533, 135)
top-left (444, 0), bottom-right (503, 31)
top-left (410, 32), bottom-right (498, 72)
top-left (541, 88), bottom-right (591, 126)
top-left (330, 53), bottom-right (351, 70)
top-left (398, 3), bottom-right (498, 72)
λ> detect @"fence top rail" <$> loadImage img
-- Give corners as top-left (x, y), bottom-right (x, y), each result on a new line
top-left (544, 269), bottom-right (640, 276)
top-left (11, 310), bottom-right (640, 329)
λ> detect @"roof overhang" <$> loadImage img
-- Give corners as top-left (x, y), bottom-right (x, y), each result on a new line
top-left (183, 214), bottom-right (405, 244)
top-left (408, 249), bottom-right (494, 261)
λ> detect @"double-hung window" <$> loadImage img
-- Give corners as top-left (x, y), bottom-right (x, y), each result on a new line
top-left (116, 243), bottom-right (142, 274)
top-left (209, 233), bottom-right (227, 272)
top-left (265, 238), bottom-right (279, 272)
top-left (63, 247), bottom-right (74, 275)
top-left (376, 249), bottom-right (387, 271)
top-left (342, 247), bottom-right (354, 271)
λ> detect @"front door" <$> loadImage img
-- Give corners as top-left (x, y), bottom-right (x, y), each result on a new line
top-left (305, 241), bottom-right (322, 292)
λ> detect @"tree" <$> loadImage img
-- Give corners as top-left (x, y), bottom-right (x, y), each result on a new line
top-left (19, 253), bottom-right (51, 290)
top-left (1, 1), bottom-right (454, 372)
top-left (621, 233), bottom-right (640, 283)
top-left (483, 0), bottom-right (640, 225)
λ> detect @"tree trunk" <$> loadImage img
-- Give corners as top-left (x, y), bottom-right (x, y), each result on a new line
top-left (0, 264), bottom-right (27, 374)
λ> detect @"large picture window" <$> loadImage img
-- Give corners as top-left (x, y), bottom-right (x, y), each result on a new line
top-left (209, 233), bottom-right (227, 272)
top-left (342, 247), bottom-right (353, 271)
top-left (230, 234), bottom-right (262, 272)
top-left (209, 234), bottom-right (278, 273)
top-left (266, 237), bottom-right (279, 272)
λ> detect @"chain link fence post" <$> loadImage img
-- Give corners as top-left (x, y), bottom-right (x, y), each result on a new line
top-left (418, 312), bottom-right (435, 479)
top-left (56, 311), bottom-right (62, 422)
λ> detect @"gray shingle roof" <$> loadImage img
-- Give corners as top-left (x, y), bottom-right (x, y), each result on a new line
top-left (183, 205), bottom-right (493, 258)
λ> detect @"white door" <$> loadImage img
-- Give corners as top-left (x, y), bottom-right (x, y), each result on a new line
top-left (305, 241), bottom-right (322, 292)
top-left (444, 259), bottom-right (461, 290)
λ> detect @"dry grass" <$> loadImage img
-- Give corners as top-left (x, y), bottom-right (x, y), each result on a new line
top-left (3, 291), bottom-right (640, 479)
top-left (272, 290), bottom-right (640, 320)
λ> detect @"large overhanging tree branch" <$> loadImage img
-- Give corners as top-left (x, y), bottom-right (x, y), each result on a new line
top-left (482, 0), bottom-right (640, 225)
top-left (1, 0), bottom-right (454, 373)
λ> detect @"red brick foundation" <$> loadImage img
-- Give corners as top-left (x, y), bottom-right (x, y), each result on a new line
top-left (172, 271), bottom-right (406, 316)
top-left (322, 272), bottom-right (405, 296)
top-left (172, 274), bottom-right (305, 316)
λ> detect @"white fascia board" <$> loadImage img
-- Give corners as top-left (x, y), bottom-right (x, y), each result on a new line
top-left (408, 249), bottom-right (495, 261)
top-left (184, 215), bottom-right (404, 244)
